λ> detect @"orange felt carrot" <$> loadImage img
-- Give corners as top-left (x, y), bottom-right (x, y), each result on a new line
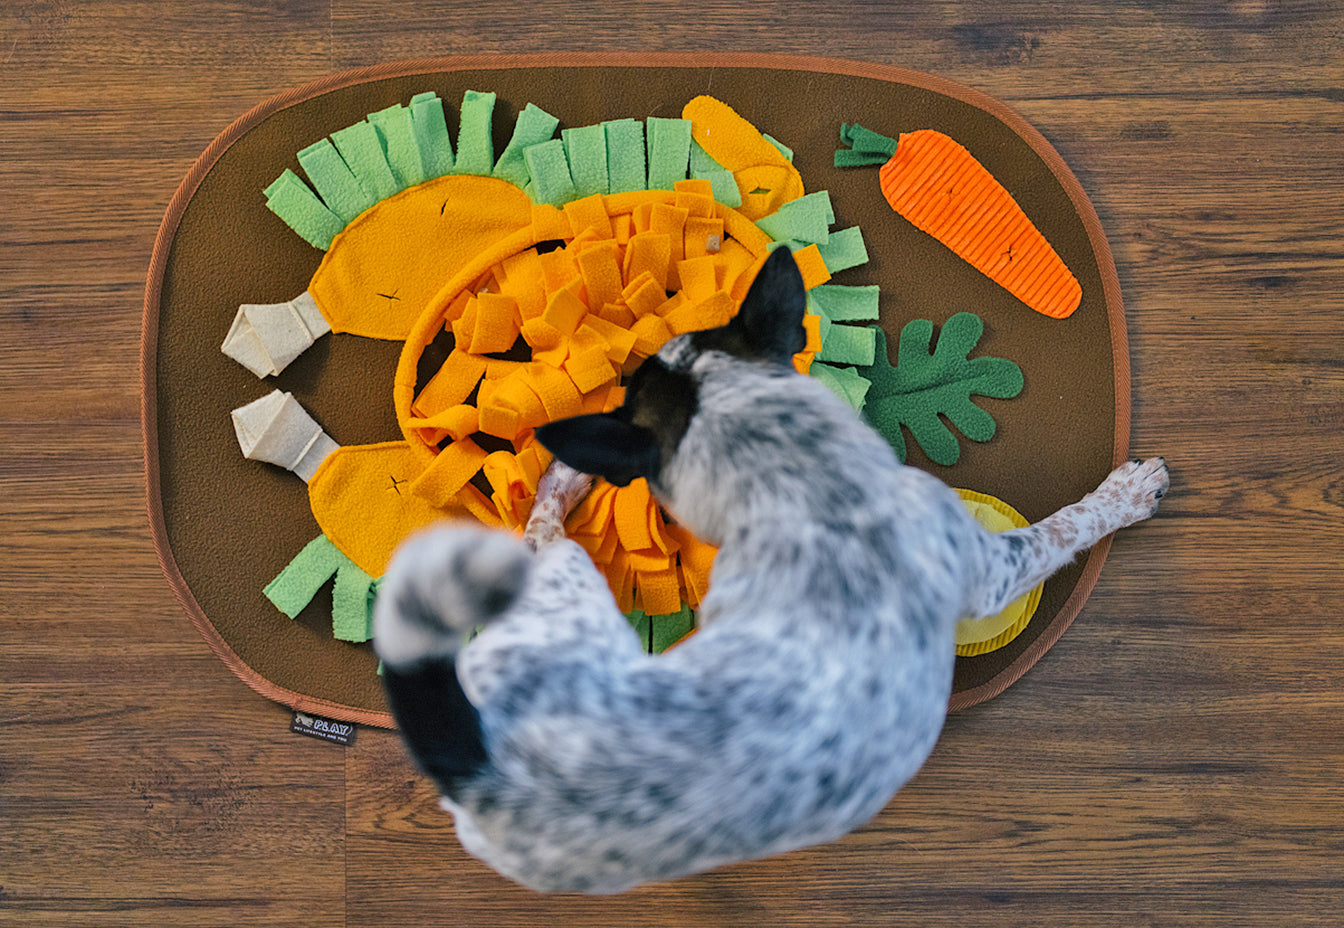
top-left (876, 129), bottom-right (1081, 319)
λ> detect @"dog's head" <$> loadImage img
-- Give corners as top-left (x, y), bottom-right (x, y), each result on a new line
top-left (535, 247), bottom-right (808, 489)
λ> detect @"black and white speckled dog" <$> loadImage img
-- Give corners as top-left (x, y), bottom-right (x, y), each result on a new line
top-left (373, 248), bottom-right (1169, 894)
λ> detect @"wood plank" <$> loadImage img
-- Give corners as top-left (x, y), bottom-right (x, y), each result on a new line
top-left (0, 685), bottom-right (346, 927)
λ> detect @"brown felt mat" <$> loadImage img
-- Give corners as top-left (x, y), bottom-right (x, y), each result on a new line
top-left (142, 53), bottom-right (1129, 727)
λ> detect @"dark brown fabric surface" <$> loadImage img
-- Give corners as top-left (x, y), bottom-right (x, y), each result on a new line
top-left (143, 54), bottom-right (1128, 727)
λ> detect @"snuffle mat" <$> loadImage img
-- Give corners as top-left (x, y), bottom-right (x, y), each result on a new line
top-left (143, 54), bottom-right (1130, 727)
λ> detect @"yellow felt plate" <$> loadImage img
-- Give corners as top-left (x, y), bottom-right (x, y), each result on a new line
top-left (954, 489), bottom-right (1043, 656)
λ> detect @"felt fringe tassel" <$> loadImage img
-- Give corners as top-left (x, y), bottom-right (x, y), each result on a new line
top-left (262, 92), bottom-right (881, 318)
top-left (263, 534), bottom-right (378, 644)
top-left (266, 91), bottom-right (734, 249)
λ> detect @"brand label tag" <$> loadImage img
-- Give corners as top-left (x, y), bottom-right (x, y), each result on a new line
top-left (291, 711), bottom-right (357, 746)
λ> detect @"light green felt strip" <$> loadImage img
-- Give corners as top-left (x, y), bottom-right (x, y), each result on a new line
top-left (604, 119), bottom-right (646, 194)
top-left (296, 139), bottom-right (375, 225)
top-left (331, 121), bottom-right (400, 202)
top-left (562, 124), bottom-right (609, 198)
top-left (809, 284), bottom-right (880, 322)
top-left (523, 139), bottom-right (577, 207)
top-left (763, 133), bottom-right (794, 163)
top-left (689, 141), bottom-right (744, 205)
top-left (689, 140), bottom-right (720, 174)
top-left (264, 170), bottom-right (345, 250)
top-left (809, 361), bottom-right (872, 411)
top-left (263, 534), bottom-right (347, 619)
top-left (332, 561), bottom-right (375, 643)
top-left (815, 226), bottom-right (869, 273)
top-left (369, 104), bottom-right (426, 190)
top-left (819, 323), bottom-right (878, 366)
top-left (645, 117), bottom-right (692, 191)
top-left (693, 167), bottom-right (742, 207)
top-left (493, 103), bottom-right (560, 188)
top-left (410, 91), bottom-right (454, 177)
top-left (453, 90), bottom-right (497, 176)
top-left (756, 195), bottom-right (831, 245)
top-left (796, 190), bottom-right (835, 224)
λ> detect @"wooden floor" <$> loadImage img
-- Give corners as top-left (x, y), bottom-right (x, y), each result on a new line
top-left (4, 2), bottom-right (1343, 925)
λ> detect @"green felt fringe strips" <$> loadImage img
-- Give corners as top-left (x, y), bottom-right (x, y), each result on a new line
top-left (264, 91), bottom-right (779, 250)
top-left (262, 89), bottom-right (886, 396)
top-left (747, 187), bottom-right (882, 412)
top-left (264, 534), bottom-right (697, 655)
top-left (264, 534), bottom-right (378, 644)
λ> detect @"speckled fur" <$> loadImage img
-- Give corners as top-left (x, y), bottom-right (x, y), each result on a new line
top-left (373, 250), bottom-right (1169, 894)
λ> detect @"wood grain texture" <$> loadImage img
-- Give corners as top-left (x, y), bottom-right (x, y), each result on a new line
top-left (3, 1), bottom-right (1343, 925)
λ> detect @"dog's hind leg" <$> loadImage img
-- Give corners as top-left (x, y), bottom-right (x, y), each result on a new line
top-left (964, 457), bottom-right (1169, 620)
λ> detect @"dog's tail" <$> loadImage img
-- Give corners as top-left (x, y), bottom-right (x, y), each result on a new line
top-left (373, 526), bottom-right (531, 794)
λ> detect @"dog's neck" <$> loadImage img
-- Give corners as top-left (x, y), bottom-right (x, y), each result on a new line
top-left (657, 367), bottom-right (900, 552)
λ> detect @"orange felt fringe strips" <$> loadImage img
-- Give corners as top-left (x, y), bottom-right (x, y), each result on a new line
top-left (390, 181), bottom-right (815, 613)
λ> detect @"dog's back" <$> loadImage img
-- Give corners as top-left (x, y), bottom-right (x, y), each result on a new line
top-left (375, 250), bottom-right (971, 892)
top-left (375, 249), bottom-right (1170, 893)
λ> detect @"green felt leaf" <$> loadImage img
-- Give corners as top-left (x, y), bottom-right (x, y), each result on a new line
top-left (626, 610), bottom-right (653, 651)
top-left (858, 312), bottom-right (1023, 466)
top-left (650, 603), bottom-right (696, 653)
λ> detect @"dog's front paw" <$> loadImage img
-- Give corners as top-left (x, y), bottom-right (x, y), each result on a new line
top-left (1094, 456), bottom-right (1170, 527)
top-left (373, 526), bottom-right (530, 668)
top-left (524, 461), bottom-right (594, 550)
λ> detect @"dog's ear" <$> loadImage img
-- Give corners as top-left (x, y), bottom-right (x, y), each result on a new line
top-left (535, 413), bottom-right (661, 487)
top-left (729, 246), bottom-right (808, 365)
